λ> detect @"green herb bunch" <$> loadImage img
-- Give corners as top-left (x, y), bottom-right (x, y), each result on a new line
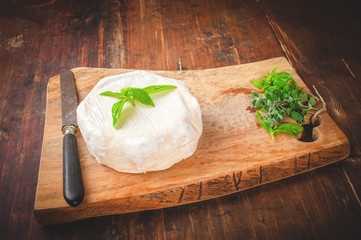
top-left (250, 67), bottom-right (317, 139)
top-left (100, 85), bottom-right (177, 129)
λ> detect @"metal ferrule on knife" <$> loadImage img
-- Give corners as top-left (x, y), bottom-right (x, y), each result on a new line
top-left (62, 124), bottom-right (77, 135)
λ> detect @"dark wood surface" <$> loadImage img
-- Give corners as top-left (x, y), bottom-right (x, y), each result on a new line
top-left (0, 0), bottom-right (360, 239)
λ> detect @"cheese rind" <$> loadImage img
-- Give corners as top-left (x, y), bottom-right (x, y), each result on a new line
top-left (77, 71), bottom-right (203, 173)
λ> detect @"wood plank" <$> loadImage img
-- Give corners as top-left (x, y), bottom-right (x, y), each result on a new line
top-left (0, 7), bottom-right (46, 240)
top-left (34, 57), bottom-right (349, 224)
top-left (259, 0), bottom-right (361, 207)
top-left (119, 0), bottom-right (283, 70)
top-left (1, 0), bottom-right (360, 238)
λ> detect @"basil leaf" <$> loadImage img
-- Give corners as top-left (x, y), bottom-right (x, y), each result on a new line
top-left (251, 79), bottom-right (265, 89)
top-left (283, 84), bottom-right (291, 94)
top-left (310, 96), bottom-right (316, 106)
top-left (265, 92), bottom-right (273, 101)
top-left (289, 101), bottom-right (296, 109)
top-left (255, 98), bottom-right (263, 108)
top-left (255, 111), bottom-right (273, 133)
top-left (282, 92), bottom-right (289, 99)
top-left (127, 88), bottom-right (154, 106)
top-left (291, 90), bottom-right (299, 99)
top-left (273, 76), bottom-right (288, 88)
top-left (274, 72), bottom-right (292, 81)
top-left (262, 81), bottom-right (272, 92)
top-left (287, 79), bottom-right (295, 89)
top-left (143, 85), bottom-right (177, 94)
top-left (299, 90), bottom-right (307, 100)
top-left (251, 90), bottom-right (260, 97)
top-left (100, 91), bottom-right (126, 99)
top-left (270, 66), bottom-right (278, 76)
top-left (273, 122), bottom-right (303, 137)
top-left (301, 109), bottom-right (308, 117)
top-left (272, 89), bottom-right (281, 99)
top-left (290, 111), bottom-right (303, 122)
top-left (112, 98), bottom-right (128, 129)
top-left (261, 106), bottom-right (268, 113)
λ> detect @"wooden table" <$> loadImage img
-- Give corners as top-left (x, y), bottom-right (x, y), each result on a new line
top-left (1, 0), bottom-right (360, 239)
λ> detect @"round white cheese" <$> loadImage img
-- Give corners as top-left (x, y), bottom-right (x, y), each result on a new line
top-left (77, 71), bottom-right (203, 173)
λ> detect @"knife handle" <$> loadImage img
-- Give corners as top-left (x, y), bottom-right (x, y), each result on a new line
top-left (63, 125), bottom-right (84, 207)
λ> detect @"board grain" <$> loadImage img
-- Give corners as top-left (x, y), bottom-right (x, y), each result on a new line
top-left (34, 57), bottom-right (349, 224)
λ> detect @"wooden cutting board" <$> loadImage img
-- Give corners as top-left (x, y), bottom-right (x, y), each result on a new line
top-left (34, 57), bottom-right (349, 225)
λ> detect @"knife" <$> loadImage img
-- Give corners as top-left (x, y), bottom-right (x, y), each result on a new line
top-left (60, 70), bottom-right (84, 207)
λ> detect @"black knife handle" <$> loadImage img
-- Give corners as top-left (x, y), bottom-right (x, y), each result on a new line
top-left (63, 126), bottom-right (84, 207)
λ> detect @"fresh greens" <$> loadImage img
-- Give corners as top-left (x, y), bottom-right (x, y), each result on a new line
top-left (255, 111), bottom-right (304, 139)
top-left (100, 85), bottom-right (177, 129)
top-left (250, 67), bottom-right (317, 139)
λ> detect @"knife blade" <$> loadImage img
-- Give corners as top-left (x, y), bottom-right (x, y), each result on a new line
top-left (60, 70), bottom-right (84, 207)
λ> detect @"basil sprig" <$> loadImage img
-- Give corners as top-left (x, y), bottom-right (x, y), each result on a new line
top-left (250, 67), bottom-right (317, 139)
top-left (100, 85), bottom-right (177, 129)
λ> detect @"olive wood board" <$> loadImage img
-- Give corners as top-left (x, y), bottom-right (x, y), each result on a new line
top-left (34, 57), bottom-right (349, 225)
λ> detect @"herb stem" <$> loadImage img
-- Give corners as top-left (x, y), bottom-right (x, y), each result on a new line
top-left (311, 85), bottom-right (327, 125)
top-left (299, 104), bottom-right (318, 110)
top-left (268, 100), bottom-right (288, 114)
